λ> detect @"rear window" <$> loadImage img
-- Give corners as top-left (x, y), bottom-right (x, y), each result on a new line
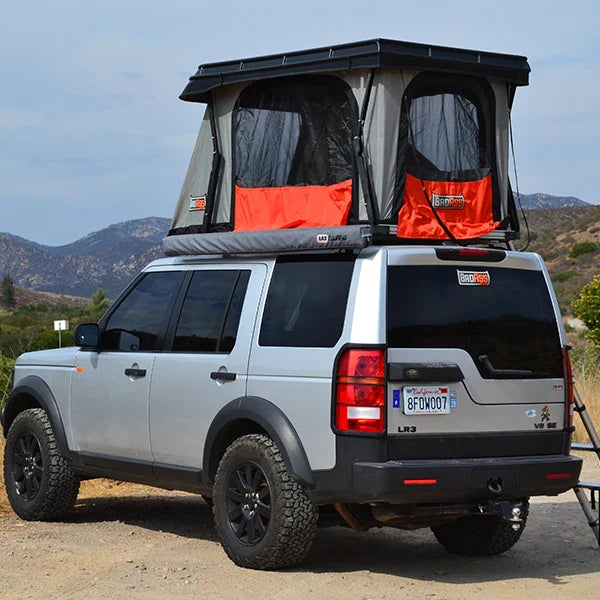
top-left (387, 266), bottom-right (563, 378)
top-left (259, 257), bottom-right (355, 347)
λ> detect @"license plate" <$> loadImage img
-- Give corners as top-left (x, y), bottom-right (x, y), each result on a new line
top-left (403, 386), bottom-right (451, 415)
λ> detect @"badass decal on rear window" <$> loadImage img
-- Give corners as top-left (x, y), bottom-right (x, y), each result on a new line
top-left (431, 193), bottom-right (465, 210)
top-left (457, 270), bottom-right (490, 286)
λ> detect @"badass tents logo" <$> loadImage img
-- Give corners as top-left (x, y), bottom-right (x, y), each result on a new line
top-left (432, 193), bottom-right (465, 210)
top-left (457, 270), bottom-right (490, 287)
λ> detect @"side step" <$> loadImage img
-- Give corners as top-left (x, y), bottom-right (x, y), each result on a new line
top-left (572, 386), bottom-right (600, 547)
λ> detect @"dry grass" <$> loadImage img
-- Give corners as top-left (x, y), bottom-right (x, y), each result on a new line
top-left (573, 369), bottom-right (600, 445)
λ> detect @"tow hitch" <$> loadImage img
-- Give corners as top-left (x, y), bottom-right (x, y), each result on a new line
top-left (484, 499), bottom-right (524, 530)
top-left (366, 499), bottom-right (527, 530)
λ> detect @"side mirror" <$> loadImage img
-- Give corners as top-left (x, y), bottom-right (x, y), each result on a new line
top-left (74, 323), bottom-right (100, 349)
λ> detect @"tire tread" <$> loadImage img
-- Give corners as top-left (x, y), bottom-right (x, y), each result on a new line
top-left (4, 408), bottom-right (80, 521)
top-left (213, 433), bottom-right (318, 570)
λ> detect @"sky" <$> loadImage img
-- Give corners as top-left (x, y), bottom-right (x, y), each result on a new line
top-left (1, 1), bottom-right (599, 245)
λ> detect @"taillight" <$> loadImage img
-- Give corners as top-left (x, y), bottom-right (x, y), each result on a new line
top-left (562, 346), bottom-right (574, 429)
top-left (435, 248), bottom-right (506, 262)
top-left (335, 348), bottom-right (385, 433)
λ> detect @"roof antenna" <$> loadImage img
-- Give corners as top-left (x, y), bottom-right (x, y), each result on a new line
top-left (509, 108), bottom-right (531, 251)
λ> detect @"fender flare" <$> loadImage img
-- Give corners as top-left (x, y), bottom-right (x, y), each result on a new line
top-left (203, 396), bottom-right (315, 489)
top-left (1, 375), bottom-right (70, 457)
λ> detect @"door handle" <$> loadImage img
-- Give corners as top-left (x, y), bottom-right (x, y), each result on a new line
top-left (210, 371), bottom-right (236, 382)
top-left (125, 368), bottom-right (147, 378)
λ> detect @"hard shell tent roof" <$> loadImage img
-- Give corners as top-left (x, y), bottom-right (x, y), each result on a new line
top-left (164, 39), bottom-right (530, 256)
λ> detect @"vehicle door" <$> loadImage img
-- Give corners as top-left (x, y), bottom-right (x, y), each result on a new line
top-left (70, 270), bottom-right (184, 462)
top-left (149, 264), bottom-right (266, 469)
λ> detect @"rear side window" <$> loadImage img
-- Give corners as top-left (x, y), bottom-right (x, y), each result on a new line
top-left (387, 266), bottom-right (563, 378)
top-left (259, 258), bottom-right (355, 347)
top-left (173, 270), bottom-right (250, 353)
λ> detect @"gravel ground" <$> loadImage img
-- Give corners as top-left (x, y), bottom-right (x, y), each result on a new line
top-left (0, 451), bottom-right (598, 600)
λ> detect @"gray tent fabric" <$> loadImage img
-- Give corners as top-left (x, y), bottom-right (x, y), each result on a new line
top-left (163, 225), bottom-right (372, 256)
top-left (170, 108), bottom-right (212, 232)
top-left (167, 61), bottom-right (519, 254)
top-left (491, 79), bottom-right (510, 218)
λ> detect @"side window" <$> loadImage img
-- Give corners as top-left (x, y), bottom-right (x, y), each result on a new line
top-left (103, 271), bottom-right (182, 351)
top-left (172, 270), bottom-right (250, 353)
top-left (259, 258), bottom-right (355, 348)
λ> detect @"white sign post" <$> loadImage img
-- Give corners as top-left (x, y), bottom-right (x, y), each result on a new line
top-left (53, 320), bottom-right (69, 348)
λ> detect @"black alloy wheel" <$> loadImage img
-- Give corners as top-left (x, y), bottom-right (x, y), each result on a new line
top-left (213, 434), bottom-right (318, 570)
top-left (11, 432), bottom-right (44, 501)
top-left (3, 408), bottom-right (80, 521)
top-left (226, 462), bottom-right (271, 545)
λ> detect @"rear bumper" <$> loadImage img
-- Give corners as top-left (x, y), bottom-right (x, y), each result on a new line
top-left (310, 454), bottom-right (582, 504)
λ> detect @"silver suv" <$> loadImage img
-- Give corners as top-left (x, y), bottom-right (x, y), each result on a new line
top-left (2, 246), bottom-right (582, 569)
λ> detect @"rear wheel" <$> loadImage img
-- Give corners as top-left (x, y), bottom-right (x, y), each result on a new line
top-left (432, 499), bottom-right (529, 556)
top-left (213, 434), bottom-right (318, 570)
top-left (3, 408), bottom-right (80, 521)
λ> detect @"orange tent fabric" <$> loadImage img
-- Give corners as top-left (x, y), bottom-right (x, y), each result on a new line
top-left (234, 180), bottom-right (352, 231)
top-left (397, 173), bottom-right (499, 239)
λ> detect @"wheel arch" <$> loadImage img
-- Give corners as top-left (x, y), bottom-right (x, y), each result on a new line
top-left (203, 396), bottom-right (315, 489)
top-left (1, 376), bottom-right (70, 457)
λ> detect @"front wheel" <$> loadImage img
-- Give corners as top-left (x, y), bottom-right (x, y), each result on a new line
top-left (432, 499), bottom-right (529, 556)
top-left (3, 408), bottom-right (80, 521)
top-left (213, 434), bottom-right (318, 570)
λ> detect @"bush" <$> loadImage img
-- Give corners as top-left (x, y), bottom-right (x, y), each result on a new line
top-left (573, 275), bottom-right (600, 346)
top-left (551, 270), bottom-right (578, 283)
top-left (569, 241), bottom-right (598, 259)
top-left (0, 354), bottom-right (15, 408)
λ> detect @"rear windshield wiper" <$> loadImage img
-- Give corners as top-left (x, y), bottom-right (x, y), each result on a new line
top-left (478, 355), bottom-right (550, 378)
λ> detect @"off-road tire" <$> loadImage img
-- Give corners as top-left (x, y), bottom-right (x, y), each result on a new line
top-left (431, 499), bottom-right (529, 556)
top-left (213, 434), bottom-right (318, 570)
top-left (3, 408), bottom-right (80, 521)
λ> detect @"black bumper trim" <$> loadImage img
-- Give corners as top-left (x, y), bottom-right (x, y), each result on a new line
top-left (388, 431), bottom-right (568, 460)
top-left (310, 454), bottom-right (582, 505)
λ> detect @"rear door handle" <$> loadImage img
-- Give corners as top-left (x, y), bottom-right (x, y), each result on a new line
top-left (125, 368), bottom-right (147, 378)
top-left (210, 371), bottom-right (236, 382)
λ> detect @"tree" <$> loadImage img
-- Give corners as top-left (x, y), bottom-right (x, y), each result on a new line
top-left (573, 275), bottom-right (600, 346)
top-left (1, 274), bottom-right (16, 310)
top-left (88, 289), bottom-right (111, 322)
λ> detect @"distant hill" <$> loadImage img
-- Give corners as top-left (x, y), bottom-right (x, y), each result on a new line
top-left (0, 217), bottom-right (170, 298)
top-left (521, 205), bottom-right (600, 314)
top-left (518, 193), bottom-right (590, 210)
top-left (1, 204), bottom-right (599, 309)
top-left (10, 286), bottom-right (88, 311)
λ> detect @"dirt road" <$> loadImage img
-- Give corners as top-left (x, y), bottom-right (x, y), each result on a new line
top-left (1, 453), bottom-right (598, 600)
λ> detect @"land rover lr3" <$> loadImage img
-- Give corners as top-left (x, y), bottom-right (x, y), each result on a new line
top-left (2, 246), bottom-right (582, 569)
top-left (1, 38), bottom-right (584, 569)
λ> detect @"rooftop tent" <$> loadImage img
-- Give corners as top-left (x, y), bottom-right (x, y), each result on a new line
top-left (164, 39), bottom-right (530, 256)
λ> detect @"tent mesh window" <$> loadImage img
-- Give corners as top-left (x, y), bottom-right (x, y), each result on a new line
top-left (232, 75), bottom-right (358, 231)
top-left (407, 93), bottom-right (487, 175)
top-left (393, 73), bottom-right (500, 239)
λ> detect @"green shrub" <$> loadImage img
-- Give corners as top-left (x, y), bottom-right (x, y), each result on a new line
top-left (573, 275), bottom-right (600, 346)
top-left (551, 270), bottom-right (578, 283)
top-left (0, 354), bottom-right (15, 408)
top-left (569, 241), bottom-right (598, 259)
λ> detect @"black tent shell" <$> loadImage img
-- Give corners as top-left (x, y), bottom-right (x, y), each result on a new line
top-left (180, 39), bottom-right (530, 102)
top-left (164, 39), bottom-right (530, 257)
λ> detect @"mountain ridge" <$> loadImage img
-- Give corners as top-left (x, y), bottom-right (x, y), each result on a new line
top-left (1, 199), bottom-right (598, 301)
top-left (0, 217), bottom-right (171, 298)
top-left (517, 193), bottom-right (590, 210)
